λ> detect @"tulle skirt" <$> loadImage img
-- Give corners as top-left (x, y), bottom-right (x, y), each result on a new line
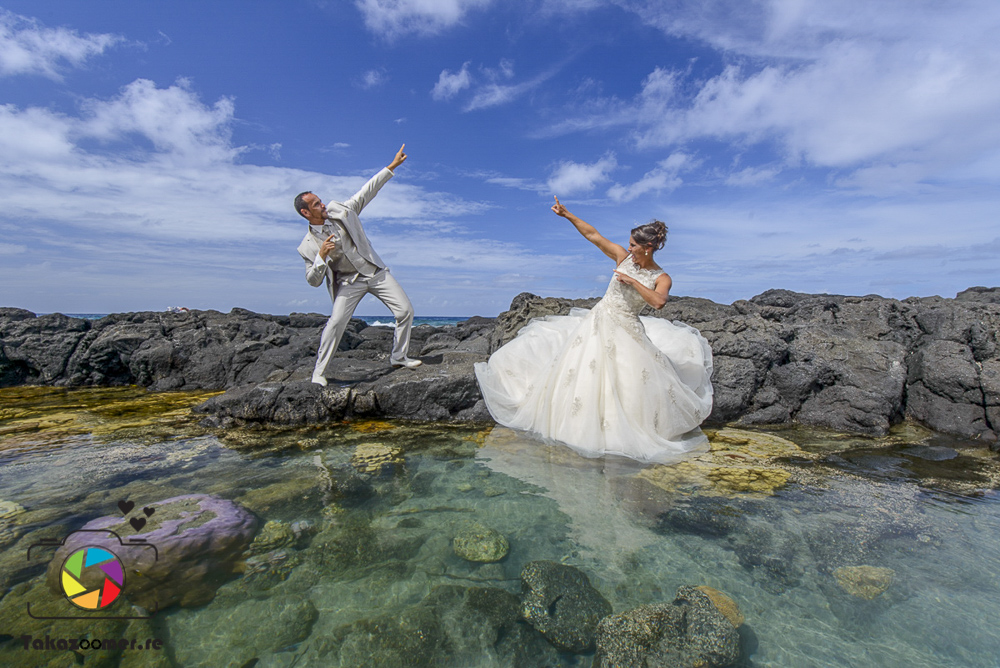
top-left (474, 303), bottom-right (714, 464)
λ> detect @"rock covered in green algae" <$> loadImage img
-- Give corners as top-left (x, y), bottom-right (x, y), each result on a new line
top-left (238, 548), bottom-right (299, 591)
top-left (44, 494), bottom-right (257, 611)
top-left (235, 476), bottom-right (323, 515)
top-left (0, 499), bottom-right (25, 519)
top-left (452, 522), bottom-right (509, 562)
top-left (314, 584), bottom-right (561, 668)
top-left (520, 560), bottom-right (613, 653)
top-left (170, 594), bottom-right (318, 667)
top-left (833, 565), bottom-right (895, 599)
top-left (313, 512), bottom-right (426, 580)
top-left (594, 586), bottom-right (741, 668)
top-left (323, 601), bottom-right (445, 666)
top-left (636, 427), bottom-right (805, 497)
top-left (245, 520), bottom-right (296, 556)
top-left (0, 500), bottom-right (25, 549)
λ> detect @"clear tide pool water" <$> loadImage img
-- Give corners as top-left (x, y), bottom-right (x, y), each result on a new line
top-left (1, 387), bottom-right (999, 667)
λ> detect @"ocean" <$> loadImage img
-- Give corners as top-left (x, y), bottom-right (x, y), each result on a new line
top-left (56, 313), bottom-right (470, 327)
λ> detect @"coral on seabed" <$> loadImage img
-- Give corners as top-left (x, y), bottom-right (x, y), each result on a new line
top-left (351, 442), bottom-right (404, 474)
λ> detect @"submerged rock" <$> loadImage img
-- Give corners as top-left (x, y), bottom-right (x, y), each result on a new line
top-left (520, 560), bottom-right (613, 653)
top-left (706, 466), bottom-right (791, 494)
top-left (0, 499), bottom-right (26, 519)
top-left (312, 512), bottom-right (426, 580)
top-left (316, 584), bottom-right (559, 667)
top-left (593, 586), bottom-right (741, 668)
top-left (0, 500), bottom-right (25, 550)
top-left (327, 464), bottom-right (377, 505)
top-left (452, 522), bottom-right (509, 562)
top-left (833, 565), bottom-right (895, 600)
top-left (171, 594), bottom-right (318, 667)
top-left (899, 445), bottom-right (959, 461)
top-left (695, 586), bottom-right (745, 628)
top-left (636, 428), bottom-right (809, 497)
top-left (245, 520), bottom-right (296, 556)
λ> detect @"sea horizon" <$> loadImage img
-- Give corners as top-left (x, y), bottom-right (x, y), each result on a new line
top-left (44, 313), bottom-right (473, 328)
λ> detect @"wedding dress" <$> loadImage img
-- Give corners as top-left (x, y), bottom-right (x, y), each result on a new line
top-left (474, 255), bottom-right (714, 464)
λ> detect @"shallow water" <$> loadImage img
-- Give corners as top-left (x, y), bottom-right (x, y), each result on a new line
top-left (2, 387), bottom-right (1000, 667)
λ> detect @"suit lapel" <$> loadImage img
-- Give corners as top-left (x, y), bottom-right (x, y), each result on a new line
top-left (300, 229), bottom-right (325, 261)
top-left (337, 211), bottom-right (365, 247)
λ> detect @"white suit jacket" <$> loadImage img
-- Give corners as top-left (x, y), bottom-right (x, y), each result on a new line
top-left (297, 167), bottom-right (393, 302)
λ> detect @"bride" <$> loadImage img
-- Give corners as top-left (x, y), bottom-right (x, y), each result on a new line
top-left (474, 197), bottom-right (714, 464)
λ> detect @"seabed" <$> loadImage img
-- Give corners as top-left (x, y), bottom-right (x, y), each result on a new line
top-left (2, 386), bottom-right (1000, 666)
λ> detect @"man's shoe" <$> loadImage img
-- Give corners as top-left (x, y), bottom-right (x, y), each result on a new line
top-left (391, 358), bottom-right (422, 369)
top-left (311, 374), bottom-right (328, 386)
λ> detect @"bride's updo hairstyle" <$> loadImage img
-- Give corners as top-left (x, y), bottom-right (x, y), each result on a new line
top-left (631, 220), bottom-right (668, 253)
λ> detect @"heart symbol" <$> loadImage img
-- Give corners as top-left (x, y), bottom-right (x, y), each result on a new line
top-left (129, 517), bottom-right (147, 532)
top-left (143, 507), bottom-right (155, 518)
top-left (118, 500), bottom-right (135, 515)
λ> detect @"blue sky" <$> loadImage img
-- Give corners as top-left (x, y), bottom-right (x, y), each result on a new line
top-left (1, 1), bottom-right (998, 317)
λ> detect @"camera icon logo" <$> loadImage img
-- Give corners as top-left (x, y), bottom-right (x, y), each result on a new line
top-left (27, 529), bottom-right (159, 620)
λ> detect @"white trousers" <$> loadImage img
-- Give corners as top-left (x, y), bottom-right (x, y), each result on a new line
top-left (314, 269), bottom-right (415, 377)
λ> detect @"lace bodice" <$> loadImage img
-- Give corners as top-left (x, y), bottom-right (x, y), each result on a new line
top-left (601, 255), bottom-right (664, 316)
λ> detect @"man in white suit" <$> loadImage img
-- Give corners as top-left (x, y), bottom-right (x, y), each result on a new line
top-left (295, 144), bottom-right (421, 386)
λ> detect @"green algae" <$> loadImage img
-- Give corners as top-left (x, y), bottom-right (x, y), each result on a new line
top-left (0, 386), bottom-right (221, 457)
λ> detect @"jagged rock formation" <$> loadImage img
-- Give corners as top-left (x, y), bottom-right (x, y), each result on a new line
top-left (2, 286), bottom-right (998, 443)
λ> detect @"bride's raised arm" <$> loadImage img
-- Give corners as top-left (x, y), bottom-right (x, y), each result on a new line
top-left (550, 196), bottom-right (628, 263)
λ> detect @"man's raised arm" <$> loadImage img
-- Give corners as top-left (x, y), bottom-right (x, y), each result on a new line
top-left (345, 144), bottom-right (407, 214)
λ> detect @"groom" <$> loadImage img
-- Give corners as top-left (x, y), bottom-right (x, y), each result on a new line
top-left (295, 144), bottom-right (421, 387)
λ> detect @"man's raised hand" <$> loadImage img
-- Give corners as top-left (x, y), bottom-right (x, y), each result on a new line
top-left (551, 195), bottom-right (568, 217)
top-left (389, 144), bottom-right (407, 170)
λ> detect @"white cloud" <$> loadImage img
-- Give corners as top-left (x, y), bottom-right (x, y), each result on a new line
top-left (483, 58), bottom-right (515, 81)
top-left (0, 104), bottom-right (75, 161)
top-left (547, 154), bottom-right (617, 195)
top-left (725, 164), bottom-right (781, 186)
top-left (464, 64), bottom-right (559, 111)
top-left (359, 68), bottom-right (388, 89)
top-left (81, 79), bottom-right (238, 164)
top-left (485, 176), bottom-right (548, 193)
top-left (607, 153), bottom-right (692, 202)
top-left (433, 59), bottom-right (564, 111)
top-left (432, 62), bottom-right (472, 101)
top-left (0, 9), bottom-right (121, 79)
top-left (354, 0), bottom-right (492, 39)
top-left (547, 0), bottom-right (1000, 193)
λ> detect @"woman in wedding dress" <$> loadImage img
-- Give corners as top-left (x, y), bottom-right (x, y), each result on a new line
top-left (474, 197), bottom-right (714, 464)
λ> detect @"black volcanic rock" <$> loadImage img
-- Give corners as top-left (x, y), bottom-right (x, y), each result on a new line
top-left (3, 287), bottom-right (999, 444)
top-left (489, 292), bottom-right (600, 352)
